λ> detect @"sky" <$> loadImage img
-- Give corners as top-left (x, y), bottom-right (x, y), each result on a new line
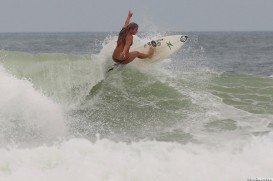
top-left (0, 0), bottom-right (272, 32)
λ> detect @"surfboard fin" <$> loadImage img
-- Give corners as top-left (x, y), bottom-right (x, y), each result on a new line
top-left (106, 63), bottom-right (122, 73)
top-left (107, 67), bottom-right (114, 72)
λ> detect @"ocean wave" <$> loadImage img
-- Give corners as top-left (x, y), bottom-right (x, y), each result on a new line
top-left (1, 46), bottom-right (272, 144)
top-left (0, 50), bottom-right (106, 105)
top-left (0, 33), bottom-right (273, 180)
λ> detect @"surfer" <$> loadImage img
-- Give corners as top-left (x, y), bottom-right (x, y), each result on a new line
top-left (112, 11), bottom-right (154, 64)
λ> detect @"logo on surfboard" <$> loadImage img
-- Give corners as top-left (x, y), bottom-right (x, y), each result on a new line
top-left (166, 41), bottom-right (173, 50)
top-left (145, 39), bottom-right (163, 48)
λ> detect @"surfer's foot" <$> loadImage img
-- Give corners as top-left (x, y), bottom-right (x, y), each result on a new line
top-left (147, 47), bottom-right (155, 59)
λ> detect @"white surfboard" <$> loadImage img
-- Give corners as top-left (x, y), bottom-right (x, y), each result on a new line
top-left (132, 35), bottom-right (188, 63)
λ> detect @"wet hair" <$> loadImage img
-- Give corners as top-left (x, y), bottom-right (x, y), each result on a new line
top-left (117, 22), bottom-right (138, 46)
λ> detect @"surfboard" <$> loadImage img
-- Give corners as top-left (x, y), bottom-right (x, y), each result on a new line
top-left (106, 35), bottom-right (188, 72)
top-left (132, 35), bottom-right (188, 63)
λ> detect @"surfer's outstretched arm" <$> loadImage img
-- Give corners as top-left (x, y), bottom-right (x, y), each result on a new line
top-left (123, 10), bottom-right (133, 28)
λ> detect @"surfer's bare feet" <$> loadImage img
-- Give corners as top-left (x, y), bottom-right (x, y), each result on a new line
top-left (147, 47), bottom-right (155, 59)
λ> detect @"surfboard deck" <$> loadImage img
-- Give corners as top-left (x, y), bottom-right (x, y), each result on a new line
top-left (132, 35), bottom-right (188, 63)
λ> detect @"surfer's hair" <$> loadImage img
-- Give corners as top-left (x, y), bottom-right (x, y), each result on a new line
top-left (117, 22), bottom-right (138, 46)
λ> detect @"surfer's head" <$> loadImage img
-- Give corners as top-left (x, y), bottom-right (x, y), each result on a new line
top-left (117, 22), bottom-right (138, 45)
top-left (128, 22), bottom-right (138, 35)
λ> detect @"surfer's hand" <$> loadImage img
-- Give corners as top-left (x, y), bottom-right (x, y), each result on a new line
top-left (128, 10), bottom-right (133, 18)
top-left (123, 11), bottom-right (133, 28)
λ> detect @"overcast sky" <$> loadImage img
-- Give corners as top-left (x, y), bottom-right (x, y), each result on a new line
top-left (0, 0), bottom-right (272, 32)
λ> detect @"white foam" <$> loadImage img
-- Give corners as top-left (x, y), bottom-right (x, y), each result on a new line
top-left (0, 135), bottom-right (273, 181)
top-left (0, 66), bottom-right (67, 143)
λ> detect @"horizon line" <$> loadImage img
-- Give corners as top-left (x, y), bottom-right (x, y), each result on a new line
top-left (0, 30), bottom-right (273, 33)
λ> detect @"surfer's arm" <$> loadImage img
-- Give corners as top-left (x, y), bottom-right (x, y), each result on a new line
top-left (123, 10), bottom-right (133, 28)
top-left (121, 35), bottom-right (133, 58)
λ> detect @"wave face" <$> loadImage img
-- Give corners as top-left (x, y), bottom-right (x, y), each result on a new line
top-left (0, 32), bottom-right (273, 180)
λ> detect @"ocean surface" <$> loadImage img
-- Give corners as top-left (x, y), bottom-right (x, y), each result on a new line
top-left (0, 31), bottom-right (273, 180)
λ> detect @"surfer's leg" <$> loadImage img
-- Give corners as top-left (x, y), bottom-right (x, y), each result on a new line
top-left (121, 48), bottom-right (155, 64)
top-left (139, 47), bottom-right (154, 59)
top-left (121, 51), bottom-right (145, 64)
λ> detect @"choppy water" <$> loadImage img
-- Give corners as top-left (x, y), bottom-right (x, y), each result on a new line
top-left (0, 32), bottom-right (273, 180)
